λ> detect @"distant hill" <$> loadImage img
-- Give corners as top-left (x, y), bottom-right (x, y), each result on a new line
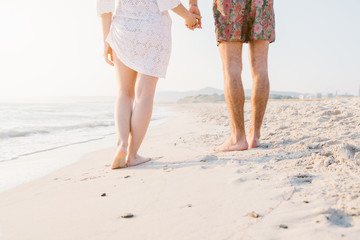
top-left (155, 87), bottom-right (224, 103)
top-left (155, 87), bottom-right (301, 103)
top-left (244, 90), bottom-right (300, 98)
top-left (178, 93), bottom-right (225, 103)
top-left (177, 93), bottom-right (294, 103)
top-left (268, 94), bottom-right (295, 100)
top-left (268, 91), bottom-right (301, 98)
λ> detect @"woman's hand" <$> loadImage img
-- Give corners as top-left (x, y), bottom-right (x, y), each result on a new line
top-left (103, 42), bottom-right (114, 66)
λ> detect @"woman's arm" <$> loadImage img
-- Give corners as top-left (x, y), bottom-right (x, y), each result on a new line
top-left (99, 13), bottom-right (114, 66)
top-left (97, 0), bottom-right (115, 66)
top-left (100, 13), bottom-right (112, 43)
top-left (171, 4), bottom-right (201, 30)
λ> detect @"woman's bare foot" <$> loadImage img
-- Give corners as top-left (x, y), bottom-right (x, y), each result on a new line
top-left (126, 154), bottom-right (151, 167)
top-left (214, 136), bottom-right (248, 152)
top-left (111, 147), bottom-right (127, 169)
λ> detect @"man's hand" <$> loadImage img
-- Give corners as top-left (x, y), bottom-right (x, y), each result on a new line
top-left (188, 4), bottom-right (202, 29)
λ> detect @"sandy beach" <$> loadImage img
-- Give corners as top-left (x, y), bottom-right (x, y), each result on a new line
top-left (0, 98), bottom-right (359, 240)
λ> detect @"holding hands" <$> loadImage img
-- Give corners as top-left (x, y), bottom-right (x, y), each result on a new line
top-left (171, 2), bottom-right (201, 31)
top-left (187, 3), bottom-right (202, 30)
top-left (185, 12), bottom-right (201, 30)
top-left (185, 13), bottom-right (201, 30)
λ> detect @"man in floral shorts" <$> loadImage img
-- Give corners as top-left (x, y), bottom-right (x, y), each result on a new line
top-left (189, 0), bottom-right (275, 151)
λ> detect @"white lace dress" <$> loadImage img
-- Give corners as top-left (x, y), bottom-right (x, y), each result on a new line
top-left (97, 0), bottom-right (181, 78)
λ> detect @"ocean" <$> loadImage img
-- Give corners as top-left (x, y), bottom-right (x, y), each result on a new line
top-left (0, 97), bottom-right (174, 163)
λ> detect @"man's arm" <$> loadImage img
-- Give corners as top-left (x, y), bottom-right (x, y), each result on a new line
top-left (189, 0), bottom-right (198, 6)
top-left (189, 0), bottom-right (202, 28)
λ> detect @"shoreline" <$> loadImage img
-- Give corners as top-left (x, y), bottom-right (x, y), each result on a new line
top-left (0, 133), bottom-right (117, 193)
top-left (0, 99), bottom-right (359, 239)
top-left (0, 134), bottom-right (115, 164)
top-left (0, 100), bottom-right (174, 163)
top-left (0, 104), bottom-right (176, 193)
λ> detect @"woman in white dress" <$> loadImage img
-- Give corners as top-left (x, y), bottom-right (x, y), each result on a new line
top-left (97, 0), bottom-right (200, 169)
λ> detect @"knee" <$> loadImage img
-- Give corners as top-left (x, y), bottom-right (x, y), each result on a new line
top-left (135, 92), bottom-right (153, 102)
top-left (135, 76), bottom-right (158, 101)
top-left (223, 64), bottom-right (242, 81)
top-left (135, 86), bottom-right (156, 102)
top-left (252, 69), bottom-right (269, 85)
top-left (251, 60), bottom-right (268, 79)
top-left (252, 64), bottom-right (268, 75)
top-left (118, 89), bottom-right (135, 100)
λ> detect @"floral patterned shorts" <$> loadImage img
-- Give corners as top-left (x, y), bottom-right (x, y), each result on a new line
top-left (213, 0), bottom-right (275, 44)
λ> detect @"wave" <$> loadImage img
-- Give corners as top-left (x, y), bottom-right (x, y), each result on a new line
top-left (0, 121), bottom-right (114, 140)
top-left (0, 132), bottom-right (116, 163)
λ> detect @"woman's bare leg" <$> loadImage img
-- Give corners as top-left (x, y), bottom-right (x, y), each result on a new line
top-left (126, 73), bottom-right (158, 167)
top-left (112, 56), bottom-right (137, 169)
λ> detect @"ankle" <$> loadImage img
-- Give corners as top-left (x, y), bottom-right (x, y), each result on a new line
top-left (230, 132), bottom-right (246, 142)
top-left (248, 127), bottom-right (260, 138)
top-left (127, 153), bottom-right (137, 160)
top-left (117, 141), bottom-right (128, 150)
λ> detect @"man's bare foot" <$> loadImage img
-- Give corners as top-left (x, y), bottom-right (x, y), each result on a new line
top-left (247, 128), bottom-right (260, 148)
top-left (111, 147), bottom-right (127, 169)
top-left (214, 137), bottom-right (248, 152)
top-left (126, 154), bottom-right (151, 167)
top-left (247, 135), bottom-right (260, 148)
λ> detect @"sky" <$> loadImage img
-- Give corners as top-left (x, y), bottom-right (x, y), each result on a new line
top-left (0, 0), bottom-right (360, 99)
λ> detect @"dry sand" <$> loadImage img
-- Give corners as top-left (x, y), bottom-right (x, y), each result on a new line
top-left (0, 98), bottom-right (359, 240)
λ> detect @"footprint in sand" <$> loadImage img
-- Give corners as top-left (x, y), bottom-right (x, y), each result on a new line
top-left (291, 174), bottom-right (313, 185)
top-left (317, 117), bottom-right (330, 123)
top-left (199, 155), bottom-right (218, 162)
top-left (337, 143), bottom-right (360, 160)
top-left (322, 110), bottom-right (342, 116)
top-left (230, 178), bottom-right (246, 184)
top-left (307, 143), bottom-right (322, 150)
top-left (325, 208), bottom-right (352, 227)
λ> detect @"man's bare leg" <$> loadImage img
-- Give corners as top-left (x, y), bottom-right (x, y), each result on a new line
top-left (248, 40), bottom-right (270, 148)
top-left (215, 41), bottom-right (248, 152)
top-left (112, 56), bottom-right (137, 169)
